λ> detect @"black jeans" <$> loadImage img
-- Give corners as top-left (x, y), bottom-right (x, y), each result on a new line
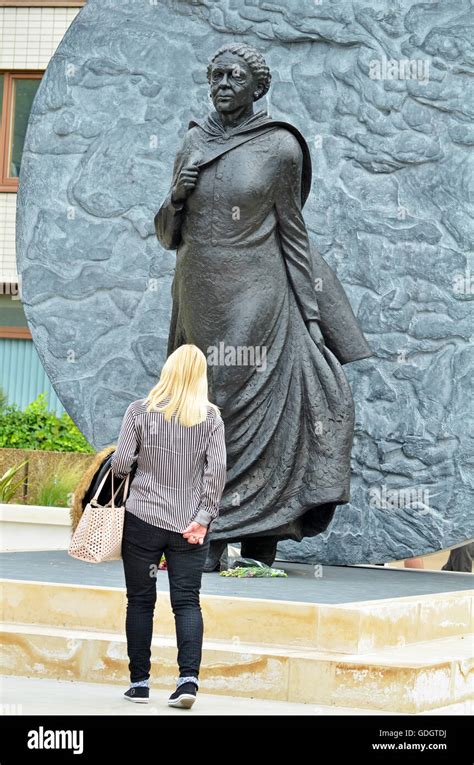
top-left (121, 510), bottom-right (210, 683)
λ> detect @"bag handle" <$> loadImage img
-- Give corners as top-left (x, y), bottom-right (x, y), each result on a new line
top-left (91, 465), bottom-right (129, 505)
top-left (109, 471), bottom-right (130, 508)
top-left (91, 466), bottom-right (113, 502)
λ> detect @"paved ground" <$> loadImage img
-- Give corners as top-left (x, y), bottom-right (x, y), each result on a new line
top-left (2, 676), bottom-right (471, 716)
top-left (0, 552), bottom-right (472, 603)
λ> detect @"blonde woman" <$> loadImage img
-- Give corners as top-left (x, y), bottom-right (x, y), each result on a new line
top-left (111, 344), bottom-right (227, 708)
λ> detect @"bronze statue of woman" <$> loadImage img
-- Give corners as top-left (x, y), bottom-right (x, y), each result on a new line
top-left (155, 42), bottom-right (372, 571)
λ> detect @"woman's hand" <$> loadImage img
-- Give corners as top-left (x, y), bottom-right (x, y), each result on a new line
top-left (182, 521), bottom-right (207, 545)
top-left (172, 163), bottom-right (200, 205)
top-left (306, 319), bottom-right (325, 351)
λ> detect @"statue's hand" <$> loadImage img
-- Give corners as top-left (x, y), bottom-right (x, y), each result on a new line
top-left (172, 163), bottom-right (200, 205)
top-left (306, 319), bottom-right (325, 351)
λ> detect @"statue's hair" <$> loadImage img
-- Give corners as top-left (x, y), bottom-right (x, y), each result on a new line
top-left (207, 43), bottom-right (271, 101)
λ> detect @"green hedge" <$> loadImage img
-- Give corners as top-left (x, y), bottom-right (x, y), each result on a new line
top-left (0, 392), bottom-right (94, 453)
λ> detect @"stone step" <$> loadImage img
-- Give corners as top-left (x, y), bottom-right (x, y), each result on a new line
top-left (1, 578), bottom-right (472, 655)
top-left (1, 621), bottom-right (472, 714)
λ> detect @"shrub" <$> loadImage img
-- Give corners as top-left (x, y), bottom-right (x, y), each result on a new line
top-left (0, 394), bottom-right (94, 453)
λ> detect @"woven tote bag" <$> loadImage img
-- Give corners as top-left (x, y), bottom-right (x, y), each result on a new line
top-left (68, 468), bottom-right (130, 563)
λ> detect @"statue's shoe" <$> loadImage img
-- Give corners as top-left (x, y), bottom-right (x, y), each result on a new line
top-left (203, 540), bottom-right (228, 572)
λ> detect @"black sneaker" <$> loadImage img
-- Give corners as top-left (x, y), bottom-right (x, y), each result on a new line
top-left (168, 681), bottom-right (197, 709)
top-left (124, 685), bottom-right (149, 703)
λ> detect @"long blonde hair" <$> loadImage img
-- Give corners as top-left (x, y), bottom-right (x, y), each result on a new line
top-left (144, 344), bottom-right (220, 426)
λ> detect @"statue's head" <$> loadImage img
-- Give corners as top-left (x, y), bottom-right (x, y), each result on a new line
top-left (207, 43), bottom-right (271, 115)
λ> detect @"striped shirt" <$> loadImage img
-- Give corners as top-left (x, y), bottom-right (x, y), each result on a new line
top-left (110, 397), bottom-right (227, 533)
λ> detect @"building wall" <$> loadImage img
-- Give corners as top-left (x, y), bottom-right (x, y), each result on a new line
top-left (0, 5), bottom-right (80, 283)
top-left (0, 5), bottom-right (80, 69)
top-left (0, 4), bottom-right (80, 413)
top-left (0, 292), bottom-right (65, 413)
top-left (0, 193), bottom-right (16, 283)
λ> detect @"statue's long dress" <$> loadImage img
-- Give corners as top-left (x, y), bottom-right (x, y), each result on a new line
top-left (155, 111), bottom-right (356, 542)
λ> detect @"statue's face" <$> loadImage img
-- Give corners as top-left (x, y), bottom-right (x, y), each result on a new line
top-left (209, 52), bottom-right (257, 114)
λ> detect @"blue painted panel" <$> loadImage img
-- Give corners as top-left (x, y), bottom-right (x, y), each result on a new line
top-left (0, 339), bottom-right (65, 415)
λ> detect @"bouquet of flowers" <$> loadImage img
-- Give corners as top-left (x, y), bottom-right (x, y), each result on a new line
top-left (219, 557), bottom-right (287, 578)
